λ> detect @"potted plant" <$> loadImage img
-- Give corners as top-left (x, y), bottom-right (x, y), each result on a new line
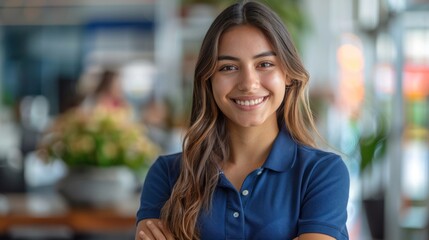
top-left (358, 113), bottom-right (388, 240)
top-left (38, 106), bottom-right (159, 206)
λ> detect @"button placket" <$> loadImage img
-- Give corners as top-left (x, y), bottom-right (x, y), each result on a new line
top-left (240, 168), bottom-right (263, 207)
top-left (225, 190), bottom-right (244, 239)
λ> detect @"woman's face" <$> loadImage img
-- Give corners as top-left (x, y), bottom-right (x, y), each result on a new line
top-left (211, 25), bottom-right (288, 129)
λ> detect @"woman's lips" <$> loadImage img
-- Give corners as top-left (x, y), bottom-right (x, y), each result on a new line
top-left (231, 96), bottom-right (268, 107)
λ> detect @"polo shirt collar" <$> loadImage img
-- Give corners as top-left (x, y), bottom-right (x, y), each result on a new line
top-left (262, 127), bottom-right (297, 172)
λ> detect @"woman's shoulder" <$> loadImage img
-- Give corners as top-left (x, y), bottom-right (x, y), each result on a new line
top-left (156, 152), bottom-right (182, 165)
top-left (150, 152), bottom-right (183, 176)
top-left (297, 144), bottom-right (341, 161)
top-left (143, 152), bottom-right (183, 189)
top-left (294, 145), bottom-right (350, 201)
top-left (295, 144), bottom-right (348, 176)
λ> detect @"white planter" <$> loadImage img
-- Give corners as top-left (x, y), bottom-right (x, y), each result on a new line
top-left (57, 166), bottom-right (137, 207)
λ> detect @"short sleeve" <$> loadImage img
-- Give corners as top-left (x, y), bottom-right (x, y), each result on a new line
top-left (298, 155), bottom-right (350, 239)
top-left (136, 156), bottom-right (177, 223)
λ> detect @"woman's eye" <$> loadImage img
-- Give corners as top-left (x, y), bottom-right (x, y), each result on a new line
top-left (219, 65), bottom-right (238, 71)
top-left (258, 62), bottom-right (274, 68)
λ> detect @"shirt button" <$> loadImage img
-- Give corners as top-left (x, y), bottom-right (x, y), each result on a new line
top-left (257, 169), bottom-right (263, 175)
top-left (242, 190), bottom-right (249, 196)
top-left (233, 212), bottom-right (240, 218)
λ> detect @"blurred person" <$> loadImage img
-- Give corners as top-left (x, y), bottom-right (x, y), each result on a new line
top-left (81, 69), bottom-right (132, 119)
top-left (135, 1), bottom-right (349, 240)
top-left (35, 69), bottom-right (131, 176)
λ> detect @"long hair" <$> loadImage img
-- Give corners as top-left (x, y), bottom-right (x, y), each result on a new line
top-left (160, 1), bottom-right (316, 239)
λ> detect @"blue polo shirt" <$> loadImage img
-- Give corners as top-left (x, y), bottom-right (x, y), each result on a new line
top-left (136, 128), bottom-right (349, 239)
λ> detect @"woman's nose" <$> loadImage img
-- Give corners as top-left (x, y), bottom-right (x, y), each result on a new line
top-left (237, 67), bottom-right (259, 92)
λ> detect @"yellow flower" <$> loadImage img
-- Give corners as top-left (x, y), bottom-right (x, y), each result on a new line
top-left (102, 142), bottom-right (118, 159)
top-left (39, 106), bottom-right (160, 170)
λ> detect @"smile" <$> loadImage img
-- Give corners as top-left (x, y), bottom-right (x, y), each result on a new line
top-left (233, 96), bottom-right (267, 106)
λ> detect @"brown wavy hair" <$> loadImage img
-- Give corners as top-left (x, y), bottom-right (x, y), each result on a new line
top-left (160, 1), bottom-right (317, 239)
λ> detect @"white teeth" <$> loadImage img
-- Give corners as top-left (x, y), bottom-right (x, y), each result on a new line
top-left (234, 97), bottom-right (265, 106)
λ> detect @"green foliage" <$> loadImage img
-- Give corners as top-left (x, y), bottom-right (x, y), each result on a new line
top-left (182, 0), bottom-right (309, 49)
top-left (40, 107), bottom-right (159, 171)
top-left (263, 0), bottom-right (310, 47)
top-left (1, 90), bottom-right (14, 107)
top-left (358, 117), bottom-right (388, 173)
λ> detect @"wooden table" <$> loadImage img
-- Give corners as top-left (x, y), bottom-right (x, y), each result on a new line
top-left (0, 192), bottom-right (139, 238)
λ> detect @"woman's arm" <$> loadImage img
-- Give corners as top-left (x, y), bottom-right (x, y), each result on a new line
top-left (135, 155), bottom-right (180, 240)
top-left (135, 219), bottom-right (173, 240)
top-left (297, 154), bottom-right (350, 239)
top-left (295, 233), bottom-right (335, 240)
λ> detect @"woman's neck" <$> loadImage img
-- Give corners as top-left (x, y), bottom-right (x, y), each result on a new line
top-left (227, 120), bottom-right (279, 167)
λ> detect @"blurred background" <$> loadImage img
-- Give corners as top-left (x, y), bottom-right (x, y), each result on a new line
top-left (0, 0), bottom-right (428, 239)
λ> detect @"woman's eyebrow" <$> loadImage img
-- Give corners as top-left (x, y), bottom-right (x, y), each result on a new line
top-left (217, 55), bottom-right (239, 61)
top-left (217, 51), bottom-right (277, 61)
top-left (253, 51), bottom-right (276, 59)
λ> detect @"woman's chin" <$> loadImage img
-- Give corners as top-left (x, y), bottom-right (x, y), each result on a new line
top-left (229, 119), bottom-right (269, 129)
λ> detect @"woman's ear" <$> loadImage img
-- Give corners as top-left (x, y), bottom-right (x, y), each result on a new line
top-left (286, 79), bottom-right (300, 88)
top-left (283, 73), bottom-right (292, 86)
top-left (285, 78), bottom-right (293, 87)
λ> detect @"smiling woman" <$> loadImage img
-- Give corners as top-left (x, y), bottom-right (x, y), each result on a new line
top-left (135, 1), bottom-right (349, 240)
top-left (211, 25), bottom-right (286, 129)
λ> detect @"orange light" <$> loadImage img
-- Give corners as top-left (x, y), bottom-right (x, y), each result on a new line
top-left (337, 44), bottom-right (364, 72)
